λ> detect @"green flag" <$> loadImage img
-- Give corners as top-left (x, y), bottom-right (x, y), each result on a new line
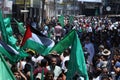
top-left (58, 15), bottom-right (64, 27)
top-left (66, 32), bottom-right (89, 80)
top-left (0, 40), bottom-right (29, 63)
top-left (4, 18), bottom-right (18, 50)
top-left (0, 47), bottom-right (28, 63)
top-left (17, 49), bottom-right (29, 62)
top-left (69, 16), bottom-right (74, 25)
top-left (0, 53), bottom-right (16, 80)
top-left (51, 30), bottom-right (75, 54)
top-left (0, 10), bottom-right (8, 43)
top-left (51, 30), bottom-right (88, 80)
top-left (4, 18), bottom-right (13, 36)
top-left (30, 67), bottom-right (33, 80)
top-left (14, 19), bottom-right (25, 36)
top-left (41, 69), bottom-right (44, 80)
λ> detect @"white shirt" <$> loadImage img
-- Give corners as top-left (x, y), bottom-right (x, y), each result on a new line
top-left (87, 26), bottom-right (93, 32)
top-left (47, 65), bottom-right (62, 80)
top-left (32, 56), bottom-right (44, 63)
top-left (17, 61), bottom-right (26, 70)
top-left (61, 56), bottom-right (69, 70)
top-left (85, 42), bottom-right (95, 63)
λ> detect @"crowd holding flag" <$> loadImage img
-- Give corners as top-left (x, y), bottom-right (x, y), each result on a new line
top-left (0, 8), bottom-right (89, 80)
top-left (0, 10), bottom-right (8, 43)
top-left (0, 40), bottom-right (28, 62)
top-left (51, 30), bottom-right (75, 54)
top-left (0, 10), bottom-right (29, 63)
top-left (66, 31), bottom-right (88, 80)
top-left (51, 30), bottom-right (88, 80)
top-left (21, 24), bottom-right (55, 56)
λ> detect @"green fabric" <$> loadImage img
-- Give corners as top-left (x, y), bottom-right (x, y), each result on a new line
top-left (66, 32), bottom-right (89, 80)
top-left (0, 11), bottom-right (28, 63)
top-left (0, 46), bottom-right (17, 62)
top-left (8, 35), bottom-right (19, 50)
top-left (6, 26), bottom-right (13, 36)
top-left (6, 14), bottom-right (12, 18)
top-left (17, 49), bottom-right (29, 61)
top-left (48, 32), bottom-right (51, 38)
top-left (51, 30), bottom-right (88, 80)
top-left (4, 18), bottom-right (13, 36)
top-left (22, 39), bottom-right (53, 56)
top-left (4, 18), bottom-right (18, 50)
top-left (51, 30), bottom-right (75, 54)
top-left (0, 45), bottom-right (29, 63)
top-left (41, 68), bottom-right (44, 80)
top-left (8, 35), bottom-right (17, 46)
top-left (69, 16), bottom-right (74, 25)
top-left (14, 19), bottom-right (25, 36)
top-left (0, 10), bottom-right (8, 43)
top-left (0, 53), bottom-right (16, 80)
top-left (30, 66), bottom-right (33, 80)
top-left (58, 15), bottom-right (64, 27)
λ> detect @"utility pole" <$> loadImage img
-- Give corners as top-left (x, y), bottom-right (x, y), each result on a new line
top-left (24, 0), bottom-right (27, 25)
top-left (73, 0), bottom-right (76, 16)
top-left (2, 0), bottom-right (5, 17)
top-left (54, 0), bottom-right (56, 17)
top-left (39, 0), bottom-right (41, 26)
top-left (41, 0), bottom-right (45, 25)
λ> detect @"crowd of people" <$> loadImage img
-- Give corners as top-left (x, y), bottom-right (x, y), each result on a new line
top-left (2, 15), bottom-right (120, 80)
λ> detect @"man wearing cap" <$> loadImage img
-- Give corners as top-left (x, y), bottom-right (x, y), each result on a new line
top-left (98, 45), bottom-right (105, 55)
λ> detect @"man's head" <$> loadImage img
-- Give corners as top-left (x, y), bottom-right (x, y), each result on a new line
top-left (101, 75), bottom-right (110, 80)
top-left (85, 37), bottom-right (90, 43)
top-left (45, 71), bottom-right (54, 80)
top-left (99, 45), bottom-right (104, 52)
top-left (51, 57), bottom-right (57, 67)
top-left (41, 59), bottom-right (48, 67)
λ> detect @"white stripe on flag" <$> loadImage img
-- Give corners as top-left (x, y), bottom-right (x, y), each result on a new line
top-left (30, 33), bottom-right (43, 45)
top-left (0, 44), bottom-right (2, 47)
top-left (48, 39), bottom-right (55, 48)
top-left (0, 43), bottom-right (19, 55)
top-left (8, 45), bottom-right (19, 54)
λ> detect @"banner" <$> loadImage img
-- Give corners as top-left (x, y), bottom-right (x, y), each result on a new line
top-left (78, 0), bottom-right (102, 3)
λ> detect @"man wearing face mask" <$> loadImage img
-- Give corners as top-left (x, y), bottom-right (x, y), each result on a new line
top-left (47, 57), bottom-right (62, 80)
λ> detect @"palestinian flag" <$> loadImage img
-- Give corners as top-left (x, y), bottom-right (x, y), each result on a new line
top-left (0, 40), bottom-right (19, 55)
top-left (21, 25), bottom-right (55, 55)
top-left (0, 40), bottom-right (28, 62)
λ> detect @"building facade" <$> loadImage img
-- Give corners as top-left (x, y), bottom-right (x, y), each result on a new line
top-left (55, 0), bottom-right (102, 16)
top-left (1, 0), bottom-right (120, 21)
top-left (103, 0), bottom-right (120, 15)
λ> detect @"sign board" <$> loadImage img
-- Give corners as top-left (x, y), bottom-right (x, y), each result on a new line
top-left (21, 10), bottom-right (29, 13)
top-left (78, 0), bottom-right (102, 3)
top-left (6, 1), bottom-right (13, 9)
top-left (3, 7), bottom-right (11, 14)
top-left (3, 1), bottom-right (13, 14)
top-left (106, 6), bottom-right (111, 11)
